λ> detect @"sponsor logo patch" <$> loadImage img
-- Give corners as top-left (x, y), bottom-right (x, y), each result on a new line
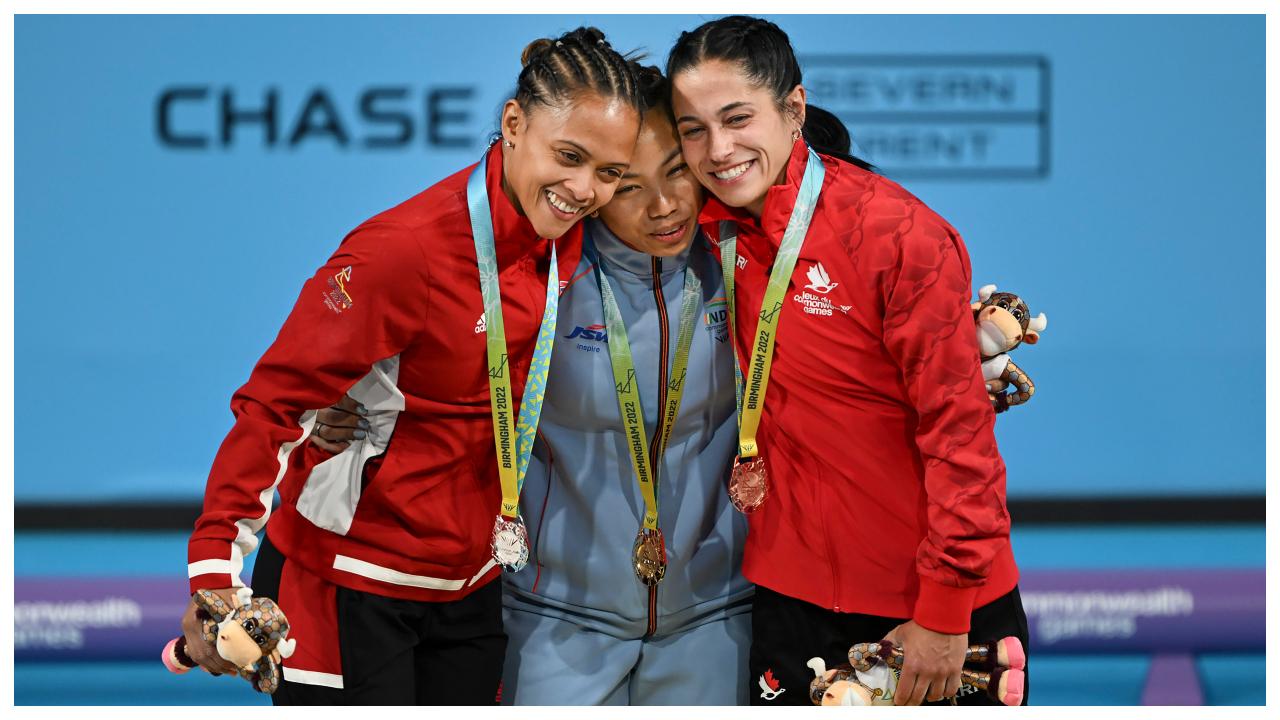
top-left (565, 323), bottom-right (607, 353)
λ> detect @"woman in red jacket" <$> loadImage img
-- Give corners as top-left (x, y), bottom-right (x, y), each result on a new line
top-left (177, 27), bottom-right (642, 705)
top-left (667, 16), bottom-right (1028, 706)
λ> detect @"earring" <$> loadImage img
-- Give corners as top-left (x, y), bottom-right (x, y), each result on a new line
top-left (503, 139), bottom-right (515, 149)
top-left (792, 128), bottom-right (801, 142)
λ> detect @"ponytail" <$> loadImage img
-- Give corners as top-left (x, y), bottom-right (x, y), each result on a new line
top-left (803, 104), bottom-right (876, 174)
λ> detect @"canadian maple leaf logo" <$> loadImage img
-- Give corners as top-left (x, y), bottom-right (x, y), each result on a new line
top-left (758, 668), bottom-right (786, 700)
top-left (765, 669), bottom-right (781, 690)
top-left (804, 262), bottom-right (838, 294)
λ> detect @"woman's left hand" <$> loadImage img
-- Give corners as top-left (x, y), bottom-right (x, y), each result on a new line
top-left (310, 395), bottom-right (368, 454)
top-left (883, 620), bottom-right (966, 705)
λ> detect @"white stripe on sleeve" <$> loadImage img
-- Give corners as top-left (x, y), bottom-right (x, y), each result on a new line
top-left (187, 559), bottom-right (234, 578)
top-left (228, 409), bottom-right (318, 587)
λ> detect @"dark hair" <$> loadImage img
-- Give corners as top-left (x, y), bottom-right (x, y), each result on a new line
top-left (515, 27), bottom-right (643, 115)
top-left (630, 61), bottom-right (671, 116)
top-left (802, 105), bottom-right (876, 173)
top-left (666, 15), bottom-right (875, 173)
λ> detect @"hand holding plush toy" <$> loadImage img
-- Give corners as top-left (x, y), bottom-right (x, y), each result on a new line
top-left (807, 635), bottom-right (1026, 706)
top-left (162, 587), bottom-right (297, 694)
top-left (973, 284), bottom-right (1047, 413)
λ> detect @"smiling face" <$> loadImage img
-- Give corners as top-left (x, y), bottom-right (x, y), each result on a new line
top-left (671, 59), bottom-right (806, 218)
top-left (500, 93), bottom-right (640, 239)
top-left (596, 109), bottom-right (703, 258)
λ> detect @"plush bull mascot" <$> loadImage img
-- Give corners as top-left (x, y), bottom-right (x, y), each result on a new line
top-left (806, 656), bottom-right (897, 706)
top-left (973, 284), bottom-right (1047, 413)
top-left (162, 587), bottom-right (297, 694)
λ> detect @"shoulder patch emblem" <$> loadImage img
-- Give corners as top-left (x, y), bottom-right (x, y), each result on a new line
top-left (323, 266), bottom-right (354, 314)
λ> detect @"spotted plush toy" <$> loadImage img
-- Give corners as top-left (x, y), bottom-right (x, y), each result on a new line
top-left (807, 636), bottom-right (1026, 706)
top-left (161, 587), bottom-right (297, 694)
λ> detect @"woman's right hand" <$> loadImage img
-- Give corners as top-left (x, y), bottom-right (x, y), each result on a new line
top-left (309, 395), bottom-right (368, 454)
top-left (179, 587), bottom-right (243, 676)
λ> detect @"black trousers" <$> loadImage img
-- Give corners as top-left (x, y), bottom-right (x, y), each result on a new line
top-left (748, 585), bottom-right (1030, 706)
top-left (252, 535), bottom-right (507, 705)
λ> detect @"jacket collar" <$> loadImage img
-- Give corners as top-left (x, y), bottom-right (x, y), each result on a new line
top-left (484, 141), bottom-right (541, 251)
top-left (586, 217), bottom-right (692, 279)
top-left (697, 138), bottom-right (811, 252)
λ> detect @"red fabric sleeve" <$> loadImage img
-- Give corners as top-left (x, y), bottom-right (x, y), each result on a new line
top-left (880, 204), bottom-right (1011, 635)
top-left (187, 222), bottom-right (432, 593)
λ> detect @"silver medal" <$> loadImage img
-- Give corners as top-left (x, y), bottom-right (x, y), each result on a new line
top-left (490, 515), bottom-right (530, 572)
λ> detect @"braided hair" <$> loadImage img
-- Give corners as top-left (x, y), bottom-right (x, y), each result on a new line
top-left (667, 16), bottom-right (875, 172)
top-left (630, 61), bottom-right (670, 116)
top-left (515, 27), bottom-right (643, 116)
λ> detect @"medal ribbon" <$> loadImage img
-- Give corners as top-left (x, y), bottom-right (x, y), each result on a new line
top-left (586, 236), bottom-right (702, 531)
top-left (720, 146), bottom-right (826, 459)
top-left (467, 154), bottom-right (559, 519)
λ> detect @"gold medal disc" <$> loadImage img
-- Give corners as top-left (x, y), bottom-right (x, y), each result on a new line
top-left (632, 529), bottom-right (667, 586)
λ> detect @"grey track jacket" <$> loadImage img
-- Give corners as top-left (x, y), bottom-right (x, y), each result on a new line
top-left (503, 219), bottom-right (752, 638)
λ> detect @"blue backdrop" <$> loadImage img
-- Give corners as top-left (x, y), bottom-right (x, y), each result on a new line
top-left (15, 14), bottom-right (1264, 501)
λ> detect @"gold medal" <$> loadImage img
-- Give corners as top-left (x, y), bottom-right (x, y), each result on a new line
top-left (632, 529), bottom-right (667, 586)
top-left (588, 236), bottom-right (702, 588)
top-left (728, 455), bottom-right (768, 513)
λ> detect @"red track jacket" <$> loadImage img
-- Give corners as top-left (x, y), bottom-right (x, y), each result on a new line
top-left (187, 144), bottom-right (581, 602)
top-left (701, 141), bottom-right (1018, 634)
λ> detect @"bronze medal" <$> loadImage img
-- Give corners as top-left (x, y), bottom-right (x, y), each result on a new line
top-left (729, 455), bottom-right (768, 513)
top-left (632, 529), bottom-right (667, 586)
top-left (490, 515), bottom-right (530, 572)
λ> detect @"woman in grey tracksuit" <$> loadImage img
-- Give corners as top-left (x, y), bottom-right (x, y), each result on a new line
top-left (499, 214), bottom-right (749, 704)
top-left (497, 67), bottom-right (751, 706)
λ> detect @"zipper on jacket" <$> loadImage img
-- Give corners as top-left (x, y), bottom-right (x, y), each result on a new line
top-left (646, 256), bottom-right (670, 637)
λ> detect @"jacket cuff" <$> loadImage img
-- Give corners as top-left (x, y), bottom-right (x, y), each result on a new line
top-left (912, 576), bottom-right (980, 634)
top-left (187, 539), bottom-right (242, 595)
